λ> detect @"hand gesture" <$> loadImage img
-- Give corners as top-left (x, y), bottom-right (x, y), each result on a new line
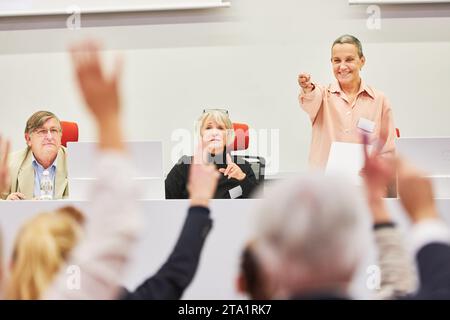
top-left (70, 40), bottom-right (122, 123)
top-left (70, 40), bottom-right (124, 150)
top-left (219, 154), bottom-right (246, 181)
top-left (361, 134), bottom-right (395, 201)
top-left (397, 159), bottom-right (438, 224)
top-left (188, 145), bottom-right (220, 207)
top-left (298, 73), bottom-right (315, 93)
top-left (6, 192), bottom-right (27, 201)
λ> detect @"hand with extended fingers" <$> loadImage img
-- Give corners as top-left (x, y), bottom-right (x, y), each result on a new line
top-left (188, 145), bottom-right (220, 207)
top-left (219, 153), bottom-right (246, 181)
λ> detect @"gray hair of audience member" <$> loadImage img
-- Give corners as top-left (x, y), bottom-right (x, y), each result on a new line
top-left (332, 34), bottom-right (364, 58)
top-left (253, 173), bottom-right (370, 297)
top-left (195, 109), bottom-right (235, 145)
top-left (24, 110), bottom-right (61, 135)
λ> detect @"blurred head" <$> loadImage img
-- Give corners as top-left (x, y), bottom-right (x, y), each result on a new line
top-left (331, 35), bottom-right (365, 88)
top-left (253, 173), bottom-right (370, 298)
top-left (236, 240), bottom-right (274, 300)
top-left (24, 111), bottom-right (62, 167)
top-left (6, 206), bottom-right (84, 300)
top-left (196, 110), bottom-right (234, 155)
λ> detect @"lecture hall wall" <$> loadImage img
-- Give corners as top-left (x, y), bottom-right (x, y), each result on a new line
top-left (0, 0), bottom-right (449, 175)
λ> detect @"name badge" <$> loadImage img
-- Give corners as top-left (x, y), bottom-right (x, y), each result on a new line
top-left (229, 185), bottom-right (243, 199)
top-left (357, 118), bottom-right (375, 133)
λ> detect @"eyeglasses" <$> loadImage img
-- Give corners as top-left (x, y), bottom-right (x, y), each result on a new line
top-left (33, 128), bottom-right (61, 137)
top-left (203, 108), bottom-right (229, 115)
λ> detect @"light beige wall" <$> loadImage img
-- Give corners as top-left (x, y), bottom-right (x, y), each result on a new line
top-left (1, 0), bottom-right (449, 174)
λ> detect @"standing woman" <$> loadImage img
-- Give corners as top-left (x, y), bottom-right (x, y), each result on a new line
top-left (298, 35), bottom-right (396, 169)
top-left (165, 110), bottom-right (257, 199)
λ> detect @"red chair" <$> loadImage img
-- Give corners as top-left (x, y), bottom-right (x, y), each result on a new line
top-left (230, 122), bottom-right (265, 185)
top-left (60, 121), bottom-right (79, 147)
top-left (232, 122), bottom-right (249, 151)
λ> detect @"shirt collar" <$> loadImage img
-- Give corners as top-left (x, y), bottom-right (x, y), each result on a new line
top-left (31, 152), bottom-right (58, 170)
top-left (329, 79), bottom-right (375, 99)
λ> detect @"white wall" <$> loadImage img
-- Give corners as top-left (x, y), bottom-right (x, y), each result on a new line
top-left (1, 0), bottom-right (450, 175)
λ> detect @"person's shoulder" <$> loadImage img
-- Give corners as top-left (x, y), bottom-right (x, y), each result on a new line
top-left (8, 147), bottom-right (29, 164)
top-left (168, 155), bottom-right (192, 173)
top-left (176, 155), bottom-right (193, 166)
top-left (7, 147), bottom-right (31, 175)
top-left (166, 155), bottom-right (191, 180)
top-left (59, 145), bottom-right (68, 158)
top-left (364, 83), bottom-right (387, 100)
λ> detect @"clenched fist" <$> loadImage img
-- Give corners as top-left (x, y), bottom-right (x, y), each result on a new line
top-left (298, 73), bottom-right (315, 94)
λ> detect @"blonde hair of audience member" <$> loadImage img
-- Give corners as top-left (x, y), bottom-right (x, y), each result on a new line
top-left (253, 173), bottom-right (370, 298)
top-left (195, 110), bottom-right (235, 156)
top-left (6, 206), bottom-right (84, 300)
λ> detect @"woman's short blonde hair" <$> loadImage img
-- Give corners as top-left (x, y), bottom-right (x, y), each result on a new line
top-left (196, 109), bottom-right (235, 145)
top-left (5, 206), bottom-right (84, 300)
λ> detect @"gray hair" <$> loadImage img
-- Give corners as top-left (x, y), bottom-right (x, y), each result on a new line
top-left (254, 172), bottom-right (370, 296)
top-left (25, 110), bottom-right (61, 135)
top-left (332, 34), bottom-right (364, 58)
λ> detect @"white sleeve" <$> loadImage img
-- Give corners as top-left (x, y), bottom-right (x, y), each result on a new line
top-left (44, 151), bottom-right (142, 300)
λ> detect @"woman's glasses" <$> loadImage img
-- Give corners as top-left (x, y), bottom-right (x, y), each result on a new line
top-left (203, 108), bottom-right (229, 115)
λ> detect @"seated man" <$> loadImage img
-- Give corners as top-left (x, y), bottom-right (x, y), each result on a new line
top-left (1, 111), bottom-right (68, 200)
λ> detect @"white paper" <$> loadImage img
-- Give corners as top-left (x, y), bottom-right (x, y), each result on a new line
top-left (325, 142), bottom-right (372, 186)
top-left (229, 185), bottom-right (243, 199)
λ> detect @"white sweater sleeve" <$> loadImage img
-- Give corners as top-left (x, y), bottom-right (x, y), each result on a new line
top-left (44, 151), bottom-right (141, 300)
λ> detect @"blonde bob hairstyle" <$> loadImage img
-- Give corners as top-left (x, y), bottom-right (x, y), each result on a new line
top-left (195, 109), bottom-right (235, 147)
top-left (6, 206), bottom-right (84, 300)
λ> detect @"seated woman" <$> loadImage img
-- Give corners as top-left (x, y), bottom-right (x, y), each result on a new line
top-left (165, 110), bottom-right (257, 199)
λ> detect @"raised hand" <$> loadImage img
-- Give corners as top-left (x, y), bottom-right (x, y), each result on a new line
top-left (361, 133), bottom-right (396, 223)
top-left (188, 145), bottom-right (220, 207)
top-left (70, 40), bottom-right (124, 150)
top-left (298, 73), bottom-right (315, 93)
top-left (70, 40), bottom-right (122, 121)
top-left (361, 134), bottom-right (395, 201)
top-left (219, 153), bottom-right (246, 181)
top-left (397, 159), bottom-right (438, 224)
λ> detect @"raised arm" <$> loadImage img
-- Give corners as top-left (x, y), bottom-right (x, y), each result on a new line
top-left (361, 136), bottom-right (417, 299)
top-left (123, 146), bottom-right (219, 299)
top-left (297, 72), bottom-right (323, 123)
top-left (45, 40), bottom-right (140, 300)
